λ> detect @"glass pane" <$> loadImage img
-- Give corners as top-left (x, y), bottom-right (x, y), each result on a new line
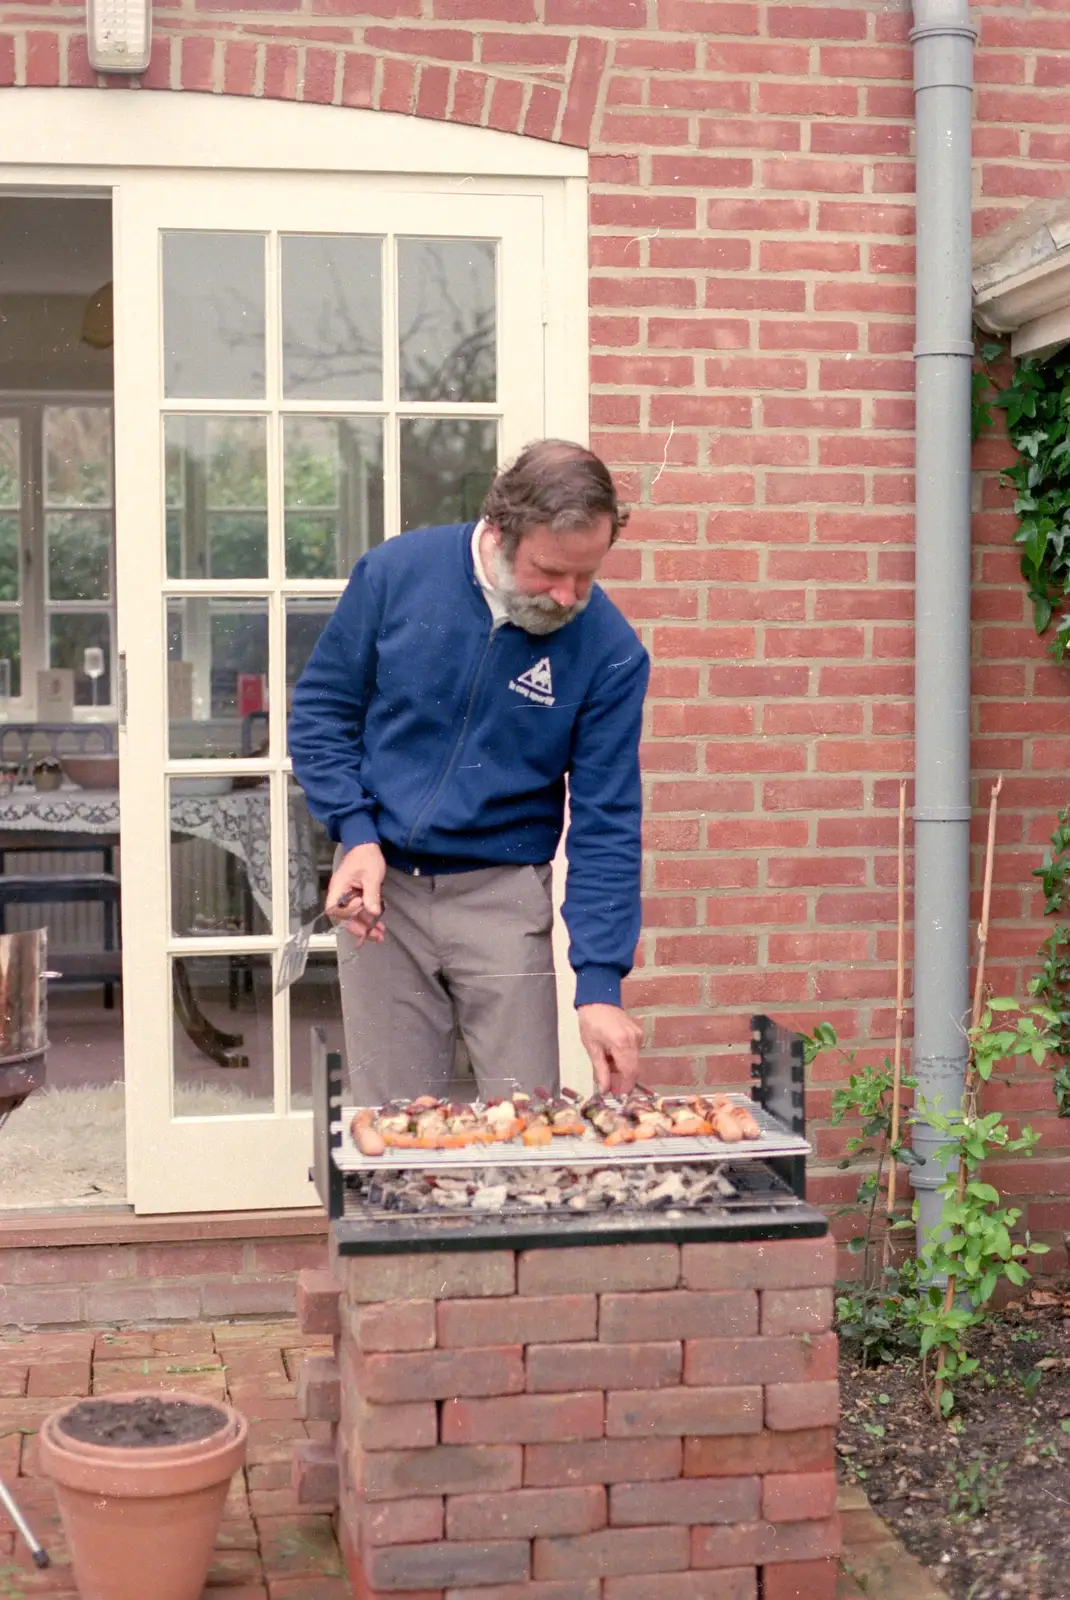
top-left (285, 598), bottom-right (336, 726)
top-left (281, 235), bottom-right (383, 401)
top-left (0, 515), bottom-right (19, 604)
top-left (162, 232), bottom-right (266, 400)
top-left (167, 596), bottom-right (269, 758)
top-left (47, 513), bottom-right (112, 601)
top-left (170, 776), bottom-right (272, 938)
top-left (172, 954), bottom-right (274, 1113)
top-left (284, 416), bottom-right (384, 579)
top-left (165, 416), bottom-right (268, 580)
top-left (0, 614), bottom-right (20, 698)
top-left (398, 239), bottom-right (497, 402)
top-left (399, 418), bottom-right (497, 532)
top-left (44, 407), bottom-right (112, 506)
top-left (49, 613), bottom-right (111, 706)
top-left (0, 418), bottom-right (19, 507)
top-left (289, 952), bottom-right (343, 1111)
top-left (289, 782), bottom-right (331, 928)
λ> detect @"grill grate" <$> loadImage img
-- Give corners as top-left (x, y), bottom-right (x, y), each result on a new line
top-left (341, 1156), bottom-right (801, 1223)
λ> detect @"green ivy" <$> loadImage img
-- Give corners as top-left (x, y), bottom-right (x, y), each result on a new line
top-left (1031, 805), bottom-right (1070, 1116)
top-left (972, 340), bottom-right (1003, 443)
top-left (991, 349), bottom-right (1070, 654)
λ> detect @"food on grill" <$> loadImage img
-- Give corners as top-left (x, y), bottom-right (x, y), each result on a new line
top-left (351, 1096), bottom-right (526, 1152)
top-left (349, 1085), bottom-right (762, 1156)
top-left (577, 1089), bottom-right (761, 1146)
top-left (351, 1109), bottom-right (386, 1157)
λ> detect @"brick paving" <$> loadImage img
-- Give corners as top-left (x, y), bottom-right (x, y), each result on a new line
top-left (0, 1319), bottom-right (943, 1599)
top-left (0, 1319), bottom-right (347, 1599)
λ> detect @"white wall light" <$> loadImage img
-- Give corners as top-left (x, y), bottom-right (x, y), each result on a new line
top-left (86, 0), bottom-right (152, 73)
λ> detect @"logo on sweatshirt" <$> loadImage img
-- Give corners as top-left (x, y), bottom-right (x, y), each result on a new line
top-left (510, 657), bottom-right (555, 706)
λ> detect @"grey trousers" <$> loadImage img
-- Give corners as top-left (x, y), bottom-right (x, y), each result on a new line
top-left (337, 862), bottom-right (560, 1104)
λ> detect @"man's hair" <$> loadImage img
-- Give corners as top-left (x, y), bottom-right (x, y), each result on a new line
top-left (481, 439), bottom-right (629, 557)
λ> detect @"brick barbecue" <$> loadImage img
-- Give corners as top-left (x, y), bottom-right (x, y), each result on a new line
top-left (296, 1020), bottom-right (840, 1600)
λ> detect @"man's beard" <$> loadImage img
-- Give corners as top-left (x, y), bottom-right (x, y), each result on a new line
top-left (491, 545), bottom-right (590, 635)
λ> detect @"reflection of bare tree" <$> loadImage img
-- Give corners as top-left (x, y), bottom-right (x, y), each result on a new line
top-left (285, 239), bottom-right (496, 404)
top-left (283, 250), bottom-right (381, 399)
top-left (399, 242), bottom-right (496, 403)
top-left (167, 235), bottom-right (496, 409)
top-left (169, 284), bottom-right (266, 396)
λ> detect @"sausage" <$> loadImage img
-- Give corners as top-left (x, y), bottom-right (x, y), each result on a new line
top-left (710, 1109), bottom-right (744, 1143)
top-left (351, 1112), bottom-right (386, 1157)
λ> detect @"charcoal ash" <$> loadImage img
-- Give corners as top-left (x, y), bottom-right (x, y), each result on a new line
top-left (347, 1161), bottom-right (738, 1217)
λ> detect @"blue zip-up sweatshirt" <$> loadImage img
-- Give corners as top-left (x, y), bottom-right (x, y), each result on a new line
top-left (288, 522), bottom-right (649, 1008)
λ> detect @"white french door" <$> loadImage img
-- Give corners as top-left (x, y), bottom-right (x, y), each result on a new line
top-left (113, 173), bottom-right (546, 1211)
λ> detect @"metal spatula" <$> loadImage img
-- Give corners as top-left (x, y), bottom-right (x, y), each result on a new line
top-left (275, 889), bottom-right (382, 994)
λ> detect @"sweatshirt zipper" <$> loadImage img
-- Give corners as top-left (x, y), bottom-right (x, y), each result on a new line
top-left (404, 625), bottom-right (497, 857)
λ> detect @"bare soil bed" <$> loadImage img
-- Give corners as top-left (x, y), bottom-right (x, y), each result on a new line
top-left (839, 1283), bottom-right (1070, 1600)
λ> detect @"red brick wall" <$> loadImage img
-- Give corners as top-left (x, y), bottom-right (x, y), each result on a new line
top-left (310, 1242), bottom-right (840, 1599)
top-left (3, 0), bottom-right (1070, 1242)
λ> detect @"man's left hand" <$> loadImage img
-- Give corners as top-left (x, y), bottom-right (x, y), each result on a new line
top-left (578, 1004), bottom-right (644, 1096)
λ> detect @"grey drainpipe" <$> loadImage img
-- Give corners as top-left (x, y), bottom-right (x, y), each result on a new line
top-left (909, 0), bottom-right (977, 1254)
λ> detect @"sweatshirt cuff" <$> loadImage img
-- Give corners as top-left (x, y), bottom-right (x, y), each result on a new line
top-left (574, 964), bottom-right (623, 1008)
top-left (338, 813), bottom-right (380, 851)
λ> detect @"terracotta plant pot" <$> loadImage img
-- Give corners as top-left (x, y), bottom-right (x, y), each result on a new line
top-left (39, 1391), bottom-right (247, 1600)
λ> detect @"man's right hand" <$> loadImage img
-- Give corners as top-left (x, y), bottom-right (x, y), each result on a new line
top-left (327, 843), bottom-right (387, 944)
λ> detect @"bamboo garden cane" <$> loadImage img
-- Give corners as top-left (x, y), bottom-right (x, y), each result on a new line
top-left (933, 774), bottom-right (1002, 1413)
top-left (883, 781), bottom-right (908, 1269)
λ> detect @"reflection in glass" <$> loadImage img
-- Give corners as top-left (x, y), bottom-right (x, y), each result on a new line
top-left (165, 416), bottom-right (268, 580)
top-left (399, 418), bottom-right (497, 533)
top-left (167, 596), bottom-right (269, 758)
top-left (0, 515), bottom-right (18, 603)
top-left (282, 235), bottom-right (383, 401)
top-left (172, 954), bottom-right (274, 1114)
top-left (44, 407), bottom-right (112, 505)
top-left (0, 418), bottom-right (18, 507)
top-left (170, 777), bottom-right (271, 939)
top-left (288, 783), bottom-right (332, 928)
top-left (47, 514), bottom-right (111, 601)
top-left (0, 616), bottom-right (20, 698)
top-left (163, 232), bottom-right (266, 400)
top-left (50, 614), bottom-right (110, 705)
top-left (284, 416), bottom-right (384, 579)
top-left (285, 598), bottom-right (336, 725)
top-left (0, 421), bottom-right (20, 696)
top-left (288, 952), bottom-right (343, 1111)
top-left (398, 239), bottom-right (496, 403)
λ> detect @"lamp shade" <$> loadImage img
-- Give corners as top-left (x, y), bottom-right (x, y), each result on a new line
top-left (85, 0), bottom-right (151, 73)
top-left (81, 283), bottom-right (114, 350)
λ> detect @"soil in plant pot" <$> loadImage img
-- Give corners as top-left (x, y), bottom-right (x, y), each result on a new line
top-left (839, 1281), bottom-right (1070, 1600)
top-left (58, 1397), bottom-right (228, 1449)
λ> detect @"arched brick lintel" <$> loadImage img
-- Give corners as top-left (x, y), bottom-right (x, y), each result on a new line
top-left (0, 27), bottom-right (607, 149)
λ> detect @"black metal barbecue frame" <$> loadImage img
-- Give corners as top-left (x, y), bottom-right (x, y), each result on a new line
top-left (312, 1015), bottom-right (824, 1255)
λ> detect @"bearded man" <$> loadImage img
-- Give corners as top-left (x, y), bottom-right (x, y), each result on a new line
top-left (288, 439), bottom-right (649, 1104)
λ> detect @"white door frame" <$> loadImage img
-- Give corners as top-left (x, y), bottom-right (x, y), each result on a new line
top-left (0, 90), bottom-right (592, 1211)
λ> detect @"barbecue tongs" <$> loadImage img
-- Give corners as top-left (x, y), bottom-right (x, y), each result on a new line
top-left (275, 888), bottom-right (382, 993)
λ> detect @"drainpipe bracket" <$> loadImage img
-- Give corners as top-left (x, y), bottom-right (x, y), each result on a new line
top-left (912, 806), bottom-right (972, 822)
top-left (913, 340), bottom-right (975, 358)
